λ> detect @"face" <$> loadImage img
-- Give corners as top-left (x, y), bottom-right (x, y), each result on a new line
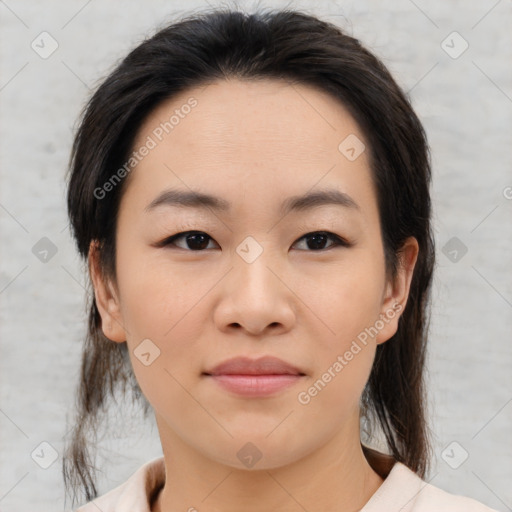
top-left (90, 78), bottom-right (418, 470)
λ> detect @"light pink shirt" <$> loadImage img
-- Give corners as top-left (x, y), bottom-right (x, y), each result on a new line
top-left (75, 456), bottom-right (498, 511)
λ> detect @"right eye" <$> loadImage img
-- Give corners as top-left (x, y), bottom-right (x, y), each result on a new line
top-left (159, 231), bottom-right (219, 251)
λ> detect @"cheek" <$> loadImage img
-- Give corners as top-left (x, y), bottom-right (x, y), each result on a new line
top-left (293, 251), bottom-right (384, 403)
top-left (116, 242), bottom-right (200, 335)
top-left (115, 247), bottom-right (210, 384)
top-left (294, 285), bottom-right (378, 434)
top-left (118, 265), bottom-right (207, 414)
top-left (298, 343), bottom-right (376, 419)
top-left (296, 251), bottom-right (385, 345)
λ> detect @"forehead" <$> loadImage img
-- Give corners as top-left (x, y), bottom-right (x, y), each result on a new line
top-left (134, 78), bottom-right (363, 157)
top-left (124, 78), bottom-right (376, 217)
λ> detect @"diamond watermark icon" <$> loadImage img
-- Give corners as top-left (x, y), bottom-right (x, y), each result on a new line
top-left (31, 441), bottom-right (59, 469)
top-left (134, 338), bottom-right (161, 366)
top-left (338, 134), bottom-right (365, 161)
top-left (441, 236), bottom-right (468, 263)
top-left (31, 31), bottom-right (59, 59)
top-left (32, 237), bottom-right (58, 263)
top-left (236, 236), bottom-right (263, 264)
top-left (441, 31), bottom-right (469, 59)
top-left (441, 441), bottom-right (469, 469)
top-left (237, 442), bottom-right (263, 468)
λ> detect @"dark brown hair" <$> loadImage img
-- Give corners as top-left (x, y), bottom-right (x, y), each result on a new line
top-left (63, 6), bottom-right (435, 508)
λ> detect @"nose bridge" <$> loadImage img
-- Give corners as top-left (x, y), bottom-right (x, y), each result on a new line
top-left (221, 235), bottom-right (292, 334)
top-left (233, 234), bottom-right (278, 295)
top-left (212, 231), bottom-right (298, 336)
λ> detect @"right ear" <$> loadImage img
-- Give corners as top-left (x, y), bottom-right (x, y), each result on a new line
top-left (88, 240), bottom-right (127, 343)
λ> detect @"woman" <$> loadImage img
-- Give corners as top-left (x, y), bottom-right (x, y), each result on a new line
top-left (63, 7), bottom-right (497, 512)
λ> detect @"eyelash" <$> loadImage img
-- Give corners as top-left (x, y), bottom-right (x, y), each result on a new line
top-left (157, 230), bottom-right (352, 252)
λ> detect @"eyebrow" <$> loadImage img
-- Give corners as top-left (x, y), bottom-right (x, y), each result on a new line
top-left (144, 187), bottom-right (360, 216)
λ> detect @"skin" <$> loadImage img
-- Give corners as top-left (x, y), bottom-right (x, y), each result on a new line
top-left (89, 78), bottom-right (418, 512)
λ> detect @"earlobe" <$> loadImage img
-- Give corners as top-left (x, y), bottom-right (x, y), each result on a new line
top-left (88, 240), bottom-right (127, 343)
top-left (375, 237), bottom-right (419, 345)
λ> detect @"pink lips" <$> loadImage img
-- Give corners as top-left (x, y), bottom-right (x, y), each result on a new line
top-left (203, 356), bottom-right (306, 397)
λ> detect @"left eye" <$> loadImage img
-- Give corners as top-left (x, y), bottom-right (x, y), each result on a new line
top-left (294, 231), bottom-right (350, 251)
top-left (158, 230), bottom-right (350, 251)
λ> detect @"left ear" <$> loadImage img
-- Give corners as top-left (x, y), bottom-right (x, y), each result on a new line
top-left (375, 237), bottom-right (419, 345)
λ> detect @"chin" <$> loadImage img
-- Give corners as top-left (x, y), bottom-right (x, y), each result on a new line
top-left (205, 433), bottom-right (315, 472)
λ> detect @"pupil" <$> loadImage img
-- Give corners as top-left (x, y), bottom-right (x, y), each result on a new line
top-left (309, 233), bottom-right (327, 250)
top-left (188, 233), bottom-right (209, 250)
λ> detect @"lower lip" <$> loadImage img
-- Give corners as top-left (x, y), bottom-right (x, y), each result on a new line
top-left (205, 374), bottom-right (304, 397)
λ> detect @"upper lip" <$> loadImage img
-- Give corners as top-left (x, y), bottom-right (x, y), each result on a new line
top-left (203, 356), bottom-right (305, 376)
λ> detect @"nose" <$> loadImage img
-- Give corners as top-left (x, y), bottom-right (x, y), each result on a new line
top-left (214, 243), bottom-right (296, 336)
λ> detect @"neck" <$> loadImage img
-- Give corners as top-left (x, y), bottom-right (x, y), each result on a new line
top-left (152, 414), bottom-right (387, 512)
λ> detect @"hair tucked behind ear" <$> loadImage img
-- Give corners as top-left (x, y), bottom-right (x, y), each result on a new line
top-left (62, 271), bottom-right (153, 506)
top-left (63, 6), bottom-right (435, 508)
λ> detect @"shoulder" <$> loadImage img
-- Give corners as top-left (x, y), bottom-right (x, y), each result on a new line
top-left (414, 478), bottom-right (499, 511)
top-left (74, 456), bottom-right (165, 512)
top-left (362, 461), bottom-right (498, 512)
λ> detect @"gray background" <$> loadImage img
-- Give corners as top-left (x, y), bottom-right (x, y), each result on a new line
top-left (1, 0), bottom-right (511, 510)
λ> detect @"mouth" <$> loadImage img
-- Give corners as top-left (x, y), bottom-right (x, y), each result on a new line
top-left (202, 373), bottom-right (306, 397)
top-left (202, 355), bottom-right (306, 397)
top-left (204, 355), bottom-right (306, 376)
